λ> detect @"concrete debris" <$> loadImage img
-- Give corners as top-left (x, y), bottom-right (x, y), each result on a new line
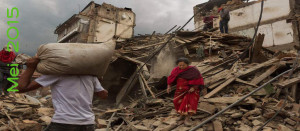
top-left (231, 112), bottom-right (243, 118)
top-left (0, 0), bottom-right (299, 130)
top-left (0, 94), bottom-right (53, 131)
top-left (277, 124), bottom-right (293, 131)
top-left (212, 120), bottom-right (223, 131)
top-left (252, 120), bottom-right (263, 126)
top-left (1, 30), bottom-right (299, 131)
top-left (97, 30), bottom-right (300, 130)
top-left (96, 119), bottom-right (107, 128)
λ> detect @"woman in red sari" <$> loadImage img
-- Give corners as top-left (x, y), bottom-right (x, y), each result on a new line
top-left (167, 57), bottom-right (204, 125)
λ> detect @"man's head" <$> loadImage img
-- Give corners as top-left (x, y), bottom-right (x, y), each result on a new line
top-left (3, 45), bottom-right (13, 52)
top-left (201, 13), bottom-right (206, 17)
top-left (218, 7), bottom-right (223, 13)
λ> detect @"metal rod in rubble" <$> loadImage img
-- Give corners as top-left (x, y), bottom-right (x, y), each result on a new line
top-left (189, 68), bottom-right (293, 131)
top-left (165, 25), bottom-right (177, 34)
top-left (174, 26), bottom-right (182, 32)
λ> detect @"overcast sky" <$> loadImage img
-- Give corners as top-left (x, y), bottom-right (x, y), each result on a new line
top-left (0, 0), bottom-right (208, 56)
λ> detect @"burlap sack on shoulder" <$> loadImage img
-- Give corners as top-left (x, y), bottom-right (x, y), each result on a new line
top-left (36, 40), bottom-right (115, 77)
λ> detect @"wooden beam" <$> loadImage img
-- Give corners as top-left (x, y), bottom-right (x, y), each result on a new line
top-left (204, 69), bottom-right (231, 86)
top-left (121, 117), bottom-right (135, 130)
top-left (220, 50), bottom-right (228, 58)
top-left (161, 121), bottom-right (183, 131)
top-left (198, 102), bottom-right (216, 114)
top-left (120, 56), bottom-right (144, 65)
top-left (204, 76), bottom-right (236, 98)
top-left (274, 77), bottom-right (285, 99)
top-left (250, 65), bottom-right (280, 85)
top-left (183, 46), bottom-right (189, 56)
top-left (291, 84), bottom-right (297, 100)
top-left (2, 110), bottom-right (20, 131)
top-left (134, 107), bottom-right (171, 120)
top-left (235, 78), bottom-right (258, 87)
top-left (150, 31), bottom-right (156, 39)
top-left (238, 58), bottom-right (279, 78)
top-left (0, 120), bottom-right (14, 131)
top-left (201, 96), bottom-right (257, 104)
top-left (250, 33), bottom-right (267, 63)
top-left (287, 95), bottom-right (295, 102)
top-left (202, 58), bottom-right (235, 74)
top-left (177, 37), bottom-right (192, 43)
top-left (208, 80), bottom-right (225, 89)
top-left (213, 120), bottom-right (223, 131)
top-left (116, 69), bottom-right (139, 105)
top-left (140, 73), bottom-right (156, 98)
top-left (188, 36), bottom-right (204, 41)
top-left (277, 76), bottom-right (300, 87)
top-left (174, 38), bottom-right (186, 44)
top-left (138, 73), bottom-right (148, 97)
top-left (130, 41), bottom-right (165, 50)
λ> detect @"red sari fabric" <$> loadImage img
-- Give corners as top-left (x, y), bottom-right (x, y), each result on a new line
top-left (0, 49), bottom-right (16, 63)
top-left (167, 66), bottom-right (204, 115)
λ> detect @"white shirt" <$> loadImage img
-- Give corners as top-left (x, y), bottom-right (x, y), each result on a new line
top-left (35, 75), bottom-right (104, 125)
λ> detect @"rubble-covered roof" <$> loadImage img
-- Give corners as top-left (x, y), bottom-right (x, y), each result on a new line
top-left (194, 0), bottom-right (251, 12)
top-left (54, 1), bottom-right (134, 34)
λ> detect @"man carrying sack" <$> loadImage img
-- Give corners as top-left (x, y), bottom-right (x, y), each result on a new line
top-left (16, 56), bottom-right (108, 131)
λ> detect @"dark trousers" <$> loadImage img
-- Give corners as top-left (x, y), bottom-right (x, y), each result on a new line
top-left (44, 122), bottom-right (95, 131)
top-left (203, 23), bottom-right (213, 31)
top-left (219, 20), bottom-right (229, 33)
top-left (0, 70), bottom-right (10, 95)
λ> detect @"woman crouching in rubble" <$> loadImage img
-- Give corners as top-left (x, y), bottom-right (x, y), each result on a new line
top-left (167, 57), bottom-right (204, 126)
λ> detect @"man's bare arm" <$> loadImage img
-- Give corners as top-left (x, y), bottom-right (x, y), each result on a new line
top-left (94, 76), bottom-right (108, 99)
top-left (17, 57), bottom-right (42, 93)
top-left (17, 80), bottom-right (42, 93)
top-left (95, 90), bottom-right (108, 99)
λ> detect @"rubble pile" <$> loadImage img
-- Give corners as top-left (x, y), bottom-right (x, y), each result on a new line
top-left (0, 94), bottom-right (53, 131)
top-left (117, 31), bottom-right (252, 61)
top-left (0, 0), bottom-right (299, 130)
top-left (221, 0), bottom-right (254, 11)
top-left (99, 31), bottom-right (300, 130)
top-left (0, 31), bottom-right (299, 131)
top-left (116, 33), bottom-right (169, 60)
top-left (101, 93), bottom-right (299, 131)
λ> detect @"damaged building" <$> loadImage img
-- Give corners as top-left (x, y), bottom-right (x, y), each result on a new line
top-left (194, 0), bottom-right (300, 50)
top-left (1, 0), bottom-right (300, 131)
top-left (53, 2), bottom-right (138, 106)
top-left (54, 1), bottom-right (136, 43)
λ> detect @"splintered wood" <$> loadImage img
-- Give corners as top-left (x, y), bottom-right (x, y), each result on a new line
top-left (0, 94), bottom-right (53, 131)
top-left (102, 30), bottom-right (300, 131)
top-left (2, 30), bottom-right (299, 131)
